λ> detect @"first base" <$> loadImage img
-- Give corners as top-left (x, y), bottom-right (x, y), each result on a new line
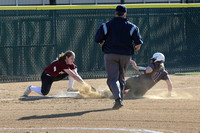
top-left (53, 92), bottom-right (82, 98)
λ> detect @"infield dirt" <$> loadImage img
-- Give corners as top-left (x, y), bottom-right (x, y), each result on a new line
top-left (0, 75), bottom-right (200, 133)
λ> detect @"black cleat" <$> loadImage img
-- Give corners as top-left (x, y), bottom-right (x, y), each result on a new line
top-left (112, 99), bottom-right (124, 110)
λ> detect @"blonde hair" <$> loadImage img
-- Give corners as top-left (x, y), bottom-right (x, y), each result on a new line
top-left (57, 50), bottom-right (75, 61)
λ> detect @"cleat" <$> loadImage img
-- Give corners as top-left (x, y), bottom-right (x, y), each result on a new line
top-left (112, 99), bottom-right (124, 110)
top-left (23, 86), bottom-right (31, 97)
top-left (91, 86), bottom-right (97, 92)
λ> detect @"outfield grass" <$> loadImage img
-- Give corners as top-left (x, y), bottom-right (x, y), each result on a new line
top-left (175, 72), bottom-right (200, 75)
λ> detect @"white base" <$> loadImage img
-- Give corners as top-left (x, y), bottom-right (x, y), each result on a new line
top-left (53, 92), bottom-right (82, 98)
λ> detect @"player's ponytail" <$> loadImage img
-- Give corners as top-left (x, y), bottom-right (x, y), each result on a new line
top-left (57, 50), bottom-right (75, 61)
top-left (154, 62), bottom-right (165, 72)
top-left (159, 62), bottom-right (165, 71)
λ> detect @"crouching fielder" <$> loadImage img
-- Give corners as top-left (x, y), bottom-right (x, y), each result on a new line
top-left (124, 52), bottom-right (173, 99)
top-left (23, 50), bottom-right (84, 97)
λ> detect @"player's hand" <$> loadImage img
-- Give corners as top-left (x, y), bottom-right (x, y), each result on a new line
top-left (130, 60), bottom-right (136, 66)
top-left (99, 40), bottom-right (105, 45)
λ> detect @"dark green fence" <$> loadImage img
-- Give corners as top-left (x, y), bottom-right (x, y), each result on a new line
top-left (0, 5), bottom-right (200, 82)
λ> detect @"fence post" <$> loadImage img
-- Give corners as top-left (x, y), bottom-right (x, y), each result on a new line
top-left (16, 0), bottom-right (18, 6)
top-left (42, 0), bottom-right (45, 5)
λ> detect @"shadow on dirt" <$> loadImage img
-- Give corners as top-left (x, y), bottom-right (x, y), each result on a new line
top-left (18, 96), bottom-right (54, 101)
top-left (18, 108), bottom-right (112, 120)
top-left (18, 96), bottom-right (79, 101)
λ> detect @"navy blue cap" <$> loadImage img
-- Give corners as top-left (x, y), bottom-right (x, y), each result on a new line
top-left (116, 5), bottom-right (127, 13)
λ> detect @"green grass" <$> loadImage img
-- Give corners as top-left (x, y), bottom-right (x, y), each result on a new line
top-left (175, 72), bottom-right (200, 75)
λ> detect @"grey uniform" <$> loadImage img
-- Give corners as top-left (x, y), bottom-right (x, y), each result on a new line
top-left (124, 62), bottom-right (169, 98)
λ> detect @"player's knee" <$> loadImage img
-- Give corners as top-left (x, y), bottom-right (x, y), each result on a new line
top-left (41, 89), bottom-right (50, 96)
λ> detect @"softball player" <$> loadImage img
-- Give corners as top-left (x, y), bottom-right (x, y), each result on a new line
top-left (124, 52), bottom-right (173, 99)
top-left (23, 50), bottom-right (84, 96)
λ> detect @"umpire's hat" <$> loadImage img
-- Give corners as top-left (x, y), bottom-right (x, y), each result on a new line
top-left (116, 5), bottom-right (127, 16)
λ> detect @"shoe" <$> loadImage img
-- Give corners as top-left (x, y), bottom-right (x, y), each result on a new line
top-left (67, 88), bottom-right (79, 92)
top-left (23, 86), bottom-right (32, 97)
top-left (91, 86), bottom-right (97, 92)
top-left (112, 99), bottom-right (124, 110)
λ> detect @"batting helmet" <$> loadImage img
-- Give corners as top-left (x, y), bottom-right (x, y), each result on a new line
top-left (151, 52), bottom-right (165, 62)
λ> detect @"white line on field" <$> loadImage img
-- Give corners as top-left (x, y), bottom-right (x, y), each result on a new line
top-left (0, 96), bottom-right (53, 101)
top-left (0, 90), bottom-right (7, 92)
top-left (0, 127), bottom-right (164, 133)
top-left (0, 98), bottom-right (18, 101)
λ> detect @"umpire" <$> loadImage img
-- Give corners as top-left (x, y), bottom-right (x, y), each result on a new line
top-left (95, 5), bottom-right (143, 110)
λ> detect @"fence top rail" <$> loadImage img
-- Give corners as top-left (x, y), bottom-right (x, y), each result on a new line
top-left (0, 3), bottom-right (200, 10)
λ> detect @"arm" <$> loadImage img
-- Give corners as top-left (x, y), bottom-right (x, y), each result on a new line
top-left (65, 69), bottom-right (97, 92)
top-left (130, 60), bottom-right (139, 71)
top-left (130, 59), bottom-right (147, 72)
top-left (165, 79), bottom-right (173, 96)
top-left (64, 69), bottom-right (84, 83)
top-left (132, 26), bottom-right (143, 52)
top-left (95, 24), bottom-right (106, 45)
top-left (145, 66), bottom-right (153, 73)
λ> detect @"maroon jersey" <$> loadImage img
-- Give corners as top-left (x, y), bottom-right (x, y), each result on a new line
top-left (44, 60), bottom-right (76, 77)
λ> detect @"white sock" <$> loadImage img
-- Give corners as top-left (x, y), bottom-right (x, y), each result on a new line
top-left (30, 86), bottom-right (43, 95)
top-left (68, 76), bottom-right (75, 89)
top-left (68, 68), bottom-right (77, 89)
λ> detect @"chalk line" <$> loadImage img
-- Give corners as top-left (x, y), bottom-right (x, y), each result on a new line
top-left (0, 92), bottom-right (82, 101)
top-left (0, 127), bottom-right (164, 133)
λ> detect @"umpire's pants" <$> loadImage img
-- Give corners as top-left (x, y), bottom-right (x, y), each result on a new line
top-left (104, 54), bottom-right (131, 100)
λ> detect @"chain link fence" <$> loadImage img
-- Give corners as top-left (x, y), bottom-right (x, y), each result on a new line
top-left (0, 6), bottom-right (200, 82)
top-left (1, 0), bottom-right (200, 6)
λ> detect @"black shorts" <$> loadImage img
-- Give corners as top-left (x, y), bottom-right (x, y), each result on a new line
top-left (41, 71), bottom-right (68, 95)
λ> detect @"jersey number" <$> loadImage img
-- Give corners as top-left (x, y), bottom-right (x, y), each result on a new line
top-left (54, 66), bottom-right (56, 72)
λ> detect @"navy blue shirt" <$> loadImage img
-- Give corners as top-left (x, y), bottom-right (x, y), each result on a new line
top-left (95, 17), bottom-right (143, 55)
